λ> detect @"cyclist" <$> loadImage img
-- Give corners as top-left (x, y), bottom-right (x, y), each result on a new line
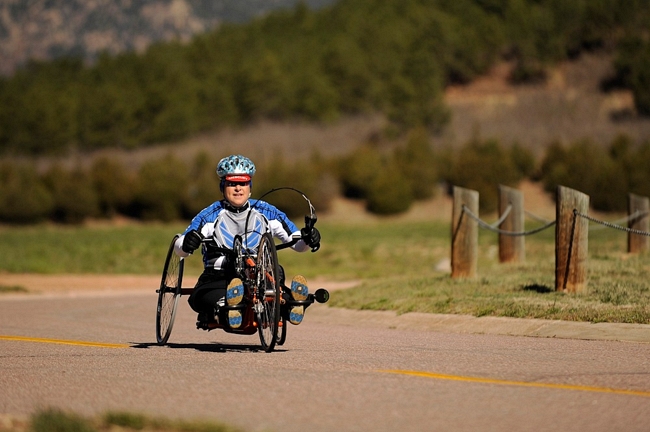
top-left (174, 154), bottom-right (321, 329)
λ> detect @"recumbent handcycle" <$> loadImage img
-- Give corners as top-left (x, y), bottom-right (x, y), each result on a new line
top-left (155, 189), bottom-right (329, 352)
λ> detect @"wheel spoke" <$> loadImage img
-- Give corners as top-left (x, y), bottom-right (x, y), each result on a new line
top-left (256, 233), bottom-right (280, 352)
top-left (156, 235), bottom-right (184, 345)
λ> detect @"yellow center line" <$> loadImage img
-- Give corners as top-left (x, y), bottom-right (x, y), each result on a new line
top-left (380, 370), bottom-right (650, 398)
top-left (0, 335), bottom-right (129, 349)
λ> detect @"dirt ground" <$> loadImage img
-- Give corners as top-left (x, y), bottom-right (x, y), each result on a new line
top-left (1, 274), bottom-right (163, 296)
top-left (0, 272), bottom-right (362, 297)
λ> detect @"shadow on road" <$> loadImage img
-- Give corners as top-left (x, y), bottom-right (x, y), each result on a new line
top-left (130, 342), bottom-right (287, 353)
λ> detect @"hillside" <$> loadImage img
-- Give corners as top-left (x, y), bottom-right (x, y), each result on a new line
top-left (76, 52), bottom-right (650, 170)
top-left (22, 50), bottom-right (650, 181)
top-left (441, 52), bottom-right (650, 154)
top-left (3, 0), bottom-right (650, 160)
top-left (2, 0), bottom-right (650, 227)
top-left (2, 51), bottom-right (646, 225)
top-left (0, 0), bottom-right (335, 76)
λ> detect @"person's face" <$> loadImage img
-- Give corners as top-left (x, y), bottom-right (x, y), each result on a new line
top-left (223, 181), bottom-right (251, 207)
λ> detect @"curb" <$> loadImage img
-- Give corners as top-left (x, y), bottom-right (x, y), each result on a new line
top-left (307, 306), bottom-right (650, 343)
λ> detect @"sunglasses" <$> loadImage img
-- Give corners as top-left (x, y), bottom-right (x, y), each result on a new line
top-left (225, 181), bottom-right (250, 187)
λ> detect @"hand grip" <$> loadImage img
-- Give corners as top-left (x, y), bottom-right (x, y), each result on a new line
top-left (304, 215), bottom-right (320, 252)
top-left (304, 215), bottom-right (317, 229)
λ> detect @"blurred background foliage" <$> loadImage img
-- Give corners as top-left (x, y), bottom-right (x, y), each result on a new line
top-left (1, 0), bottom-right (650, 223)
top-left (1, 133), bottom-right (650, 223)
top-left (1, 0), bottom-right (649, 155)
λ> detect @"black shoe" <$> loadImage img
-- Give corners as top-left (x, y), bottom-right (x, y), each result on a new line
top-left (197, 310), bottom-right (218, 324)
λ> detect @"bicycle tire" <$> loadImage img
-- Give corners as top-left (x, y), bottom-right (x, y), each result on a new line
top-left (277, 316), bottom-right (287, 346)
top-left (156, 234), bottom-right (184, 345)
top-left (255, 233), bottom-right (281, 352)
top-left (233, 235), bottom-right (244, 276)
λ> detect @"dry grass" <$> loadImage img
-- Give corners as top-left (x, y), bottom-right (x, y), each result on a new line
top-left (441, 52), bottom-right (650, 154)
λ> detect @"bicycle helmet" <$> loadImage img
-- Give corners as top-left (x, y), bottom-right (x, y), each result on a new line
top-left (216, 154), bottom-right (256, 181)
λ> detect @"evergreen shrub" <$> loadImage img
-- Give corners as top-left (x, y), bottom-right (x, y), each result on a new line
top-left (0, 162), bottom-right (54, 223)
top-left (445, 138), bottom-right (523, 212)
top-left (614, 36), bottom-right (650, 116)
top-left (90, 157), bottom-right (135, 217)
top-left (538, 138), bottom-right (628, 211)
top-left (132, 154), bottom-right (189, 221)
top-left (338, 144), bottom-right (384, 200)
top-left (254, 154), bottom-right (336, 219)
top-left (43, 165), bottom-right (99, 224)
top-left (366, 159), bottom-right (413, 215)
top-left (395, 127), bottom-right (438, 200)
top-left (183, 151), bottom-right (221, 217)
top-left (337, 142), bottom-right (416, 216)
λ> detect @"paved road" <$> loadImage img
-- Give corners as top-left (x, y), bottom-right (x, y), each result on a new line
top-left (1, 289), bottom-right (649, 432)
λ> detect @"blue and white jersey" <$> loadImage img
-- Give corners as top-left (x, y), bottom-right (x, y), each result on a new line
top-left (174, 199), bottom-right (309, 269)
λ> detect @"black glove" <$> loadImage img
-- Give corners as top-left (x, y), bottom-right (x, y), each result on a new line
top-left (301, 226), bottom-right (321, 250)
top-left (181, 229), bottom-right (203, 254)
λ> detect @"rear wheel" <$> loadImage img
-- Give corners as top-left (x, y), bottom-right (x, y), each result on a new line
top-left (156, 234), bottom-right (184, 345)
top-left (255, 233), bottom-right (281, 352)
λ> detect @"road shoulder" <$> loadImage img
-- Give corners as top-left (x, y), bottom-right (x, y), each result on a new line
top-left (307, 306), bottom-right (650, 344)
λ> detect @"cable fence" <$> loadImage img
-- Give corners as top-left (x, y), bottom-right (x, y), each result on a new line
top-left (524, 210), bottom-right (554, 224)
top-left (461, 205), bottom-right (556, 237)
top-left (577, 210), bottom-right (650, 235)
top-left (451, 184), bottom-right (650, 293)
top-left (489, 204), bottom-right (512, 228)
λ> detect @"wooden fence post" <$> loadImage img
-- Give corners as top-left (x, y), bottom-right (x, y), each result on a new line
top-left (498, 185), bottom-right (525, 263)
top-left (451, 186), bottom-right (478, 278)
top-left (628, 193), bottom-right (649, 254)
top-left (555, 186), bottom-right (589, 293)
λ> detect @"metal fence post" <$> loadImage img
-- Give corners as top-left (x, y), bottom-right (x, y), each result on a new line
top-left (498, 185), bottom-right (525, 263)
top-left (555, 186), bottom-right (589, 293)
top-left (451, 186), bottom-right (478, 278)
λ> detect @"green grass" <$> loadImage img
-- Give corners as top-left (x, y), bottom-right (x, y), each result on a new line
top-left (0, 285), bottom-right (28, 293)
top-left (0, 223), bottom-right (188, 275)
top-left (24, 408), bottom-right (243, 432)
top-left (325, 223), bottom-right (650, 324)
top-left (1, 219), bottom-right (649, 324)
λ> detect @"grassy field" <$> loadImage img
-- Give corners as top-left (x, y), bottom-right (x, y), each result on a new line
top-left (1, 217), bottom-right (649, 324)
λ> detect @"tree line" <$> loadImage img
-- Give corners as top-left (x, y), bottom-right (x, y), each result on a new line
top-left (0, 0), bottom-right (648, 156)
top-left (2, 133), bottom-right (650, 224)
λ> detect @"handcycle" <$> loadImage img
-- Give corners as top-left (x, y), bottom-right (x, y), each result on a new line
top-left (155, 188), bottom-right (329, 352)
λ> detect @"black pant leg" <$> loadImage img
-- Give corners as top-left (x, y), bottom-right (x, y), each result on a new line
top-left (188, 270), bottom-right (228, 313)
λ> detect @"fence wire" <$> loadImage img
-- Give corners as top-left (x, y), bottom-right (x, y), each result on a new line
top-left (462, 205), bottom-right (556, 236)
top-left (586, 210), bottom-right (648, 230)
top-left (490, 204), bottom-right (512, 228)
top-left (524, 210), bottom-right (554, 224)
top-left (574, 210), bottom-right (650, 237)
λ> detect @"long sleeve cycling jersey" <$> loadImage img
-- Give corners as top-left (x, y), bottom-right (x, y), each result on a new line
top-left (174, 199), bottom-right (309, 270)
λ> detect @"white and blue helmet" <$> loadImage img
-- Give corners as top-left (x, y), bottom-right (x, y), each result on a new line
top-left (216, 155), bottom-right (256, 181)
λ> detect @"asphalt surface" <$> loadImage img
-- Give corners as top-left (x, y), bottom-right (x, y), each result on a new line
top-left (1, 289), bottom-right (649, 432)
top-left (2, 273), bottom-right (648, 344)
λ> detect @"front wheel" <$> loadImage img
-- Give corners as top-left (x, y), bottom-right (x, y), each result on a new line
top-left (255, 233), bottom-right (281, 352)
top-left (156, 234), bottom-right (184, 345)
top-left (276, 316), bottom-right (287, 346)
